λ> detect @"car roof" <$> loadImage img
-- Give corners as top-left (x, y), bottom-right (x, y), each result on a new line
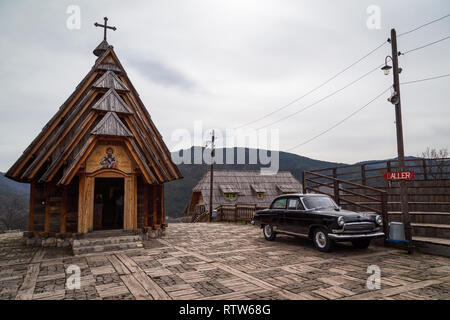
top-left (272, 193), bottom-right (329, 201)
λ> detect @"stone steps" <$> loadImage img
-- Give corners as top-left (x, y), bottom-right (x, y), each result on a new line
top-left (347, 201), bottom-right (450, 212)
top-left (410, 223), bottom-right (450, 239)
top-left (388, 211), bottom-right (450, 224)
top-left (413, 236), bottom-right (450, 257)
top-left (72, 234), bottom-right (142, 255)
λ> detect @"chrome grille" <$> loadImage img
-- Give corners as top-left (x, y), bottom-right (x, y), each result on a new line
top-left (343, 222), bottom-right (376, 233)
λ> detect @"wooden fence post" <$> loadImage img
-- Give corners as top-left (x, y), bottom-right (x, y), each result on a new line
top-left (333, 168), bottom-right (340, 205)
top-left (361, 164), bottom-right (366, 185)
top-left (422, 159), bottom-right (428, 180)
top-left (381, 192), bottom-right (389, 245)
top-left (302, 171), bottom-right (307, 194)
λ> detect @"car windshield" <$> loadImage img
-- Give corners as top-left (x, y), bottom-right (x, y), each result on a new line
top-left (302, 196), bottom-right (338, 210)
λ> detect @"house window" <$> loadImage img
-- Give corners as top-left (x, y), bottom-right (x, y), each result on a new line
top-left (256, 192), bottom-right (264, 199)
top-left (224, 193), bottom-right (237, 200)
top-left (271, 198), bottom-right (287, 209)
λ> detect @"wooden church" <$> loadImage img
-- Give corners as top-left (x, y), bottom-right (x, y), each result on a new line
top-left (5, 18), bottom-right (182, 239)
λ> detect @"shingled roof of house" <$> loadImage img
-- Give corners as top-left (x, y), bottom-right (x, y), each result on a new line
top-left (5, 40), bottom-right (182, 185)
top-left (187, 170), bottom-right (303, 212)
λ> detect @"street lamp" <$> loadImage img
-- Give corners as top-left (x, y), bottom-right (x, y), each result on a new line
top-left (381, 56), bottom-right (393, 75)
top-left (382, 56), bottom-right (402, 76)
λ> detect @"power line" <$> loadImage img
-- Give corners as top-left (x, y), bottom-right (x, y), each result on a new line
top-left (286, 86), bottom-right (391, 151)
top-left (256, 63), bottom-right (383, 130)
top-left (398, 13), bottom-right (450, 37)
top-left (235, 13), bottom-right (450, 130)
top-left (285, 72), bottom-right (450, 152)
top-left (233, 41), bottom-right (388, 129)
top-left (401, 73), bottom-right (450, 85)
top-left (401, 35), bottom-right (450, 55)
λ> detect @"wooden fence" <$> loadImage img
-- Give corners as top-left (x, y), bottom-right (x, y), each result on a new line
top-left (216, 204), bottom-right (267, 222)
top-left (304, 157), bottom-right (450, 188)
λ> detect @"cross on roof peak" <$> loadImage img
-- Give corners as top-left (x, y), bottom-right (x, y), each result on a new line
top-left (94, 17), bottom-right (116, 41)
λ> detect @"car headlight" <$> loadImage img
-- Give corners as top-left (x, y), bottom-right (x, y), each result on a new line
top-left (375, 215), bottom-right (383, 225)
top-left (337, 216), bottom-right (345, 227)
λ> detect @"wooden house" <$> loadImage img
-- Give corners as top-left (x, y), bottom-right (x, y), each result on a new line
top-left (185, 170), bottom-right (302, 221)
top-left (5, 35), bottom-right (182, 239)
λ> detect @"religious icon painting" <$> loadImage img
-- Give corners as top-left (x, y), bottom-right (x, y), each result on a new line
top-left (100, 147), bottom-right (118, 169)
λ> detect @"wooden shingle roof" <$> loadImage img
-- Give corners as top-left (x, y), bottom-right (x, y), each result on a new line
top-left (91, 88), bottom-right (133, 114)
top-left (189, 170), bottom-right (302, 212)
top-left (91, 112), bottom-right (133, 137)
top-left (6, 42), bottom-right (182, 185)
top-left (93, 70), bottom-right (129, 91)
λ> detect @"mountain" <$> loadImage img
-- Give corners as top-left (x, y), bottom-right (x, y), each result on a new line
top-left (164, 147), bottom-right (345, 217)
top-left (0, 173), bottom-right (29, 230)
top-left (0, 172), bottom-right (29, 196)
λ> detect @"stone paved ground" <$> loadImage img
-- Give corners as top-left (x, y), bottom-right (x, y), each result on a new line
top-left (1, 223), bottom-right (449, 300)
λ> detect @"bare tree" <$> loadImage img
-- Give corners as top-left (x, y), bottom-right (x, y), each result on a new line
top-left (0, 198), bottom-right (27, 231)
top-left (420, 147), bottom-right (449, 180)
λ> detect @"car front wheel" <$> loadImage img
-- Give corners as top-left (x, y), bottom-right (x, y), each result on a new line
top-left (352, 239), bottom-right (371, 249)
top-left (263, 224), bottom-right (276, 241)
top-left (313, 228), bottom-right (334, 252)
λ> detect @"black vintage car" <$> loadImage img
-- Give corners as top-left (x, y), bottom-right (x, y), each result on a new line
top-left (252, 194), bottom-right (384, 252)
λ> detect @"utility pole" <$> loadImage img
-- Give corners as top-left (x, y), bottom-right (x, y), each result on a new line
top-left (389, 28), bottom-right (413, 253)
top-left (209, 130), bottom-right (215, 222)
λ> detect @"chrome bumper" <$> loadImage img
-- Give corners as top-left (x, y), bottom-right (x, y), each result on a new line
top-left (328, 231), bottom-right (385, 240)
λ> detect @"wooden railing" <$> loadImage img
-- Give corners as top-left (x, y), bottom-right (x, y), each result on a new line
top-left (306, 157), bottom-right (450, 187)
top-left (302, 170), bottom-right (389, 237)
top-left (191, 204), bottom-right (207, 222)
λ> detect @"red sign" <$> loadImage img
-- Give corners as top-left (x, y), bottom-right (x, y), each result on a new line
top-left (383, 171), bottom-right (415, 180)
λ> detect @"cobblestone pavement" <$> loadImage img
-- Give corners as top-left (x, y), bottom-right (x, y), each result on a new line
top-left (1, 223), bottom-right (449, 300)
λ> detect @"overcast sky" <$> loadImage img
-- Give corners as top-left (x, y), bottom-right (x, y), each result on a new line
top-left (0, 0), bottom-right (449, 171)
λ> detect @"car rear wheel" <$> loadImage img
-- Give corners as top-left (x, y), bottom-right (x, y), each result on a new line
top-left (263, 224), bottom-right (276, 241)
top-left (352, 239), bottom-right (371, 249)
top-left (313, 228), bottom-right (334, 252)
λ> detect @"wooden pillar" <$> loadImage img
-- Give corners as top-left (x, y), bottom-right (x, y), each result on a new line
top-left (124, 175), bottom-right (137, 231)
top-left (134, 175), bottom-right (138, 229)
top-left (28, 183), bottom-right (35, 232)
top-left (44, 184), bottom-right (50, 232)
top-left (124, 176), bottom-right (131, 230)
top-left (77, 175), bottom-right (85, 234)
top-left (161, 184), bottom-right (165, 225)
top-left (77, 175), bottom-right (94, 234)
top-left (144, 184), bottom-right (149, 227)
top-left (60, 186), bottom-right (67, 234)
top-left (86, 177), bottom-right (94, 233)
top-left (152, 185), bottom-right (158, 227)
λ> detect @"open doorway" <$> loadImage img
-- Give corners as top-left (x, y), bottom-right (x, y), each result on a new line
top-left (94, 178), bottom-right (124, 230)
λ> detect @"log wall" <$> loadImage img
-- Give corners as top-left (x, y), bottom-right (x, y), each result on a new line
top-left (32, 183), bottom-right (46, 231)
top-left (28, 174), bottom-right (164, 235)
